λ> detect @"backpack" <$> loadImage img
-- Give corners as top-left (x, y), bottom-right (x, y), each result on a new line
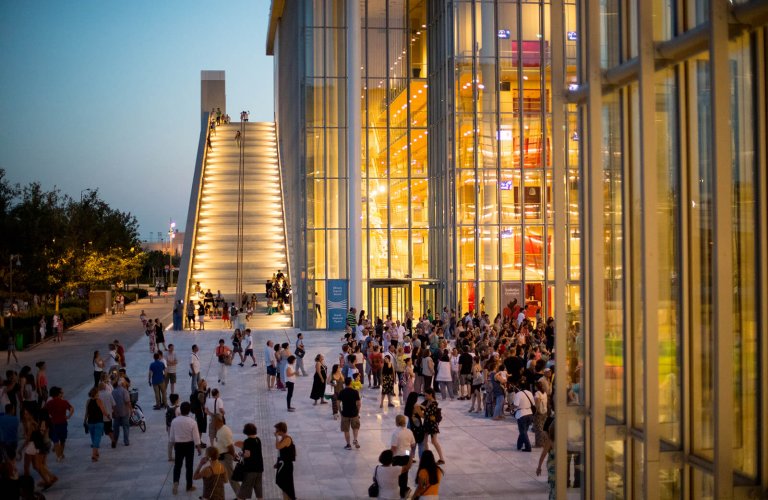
top-left (166, 405), bottom-right (177, 428)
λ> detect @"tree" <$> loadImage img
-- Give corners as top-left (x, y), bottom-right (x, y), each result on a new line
top-left (0, 169), bottom-right (147, 296)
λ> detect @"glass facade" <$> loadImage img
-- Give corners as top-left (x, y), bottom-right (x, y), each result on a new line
top-left (271, 0), bottom-right (768, 496)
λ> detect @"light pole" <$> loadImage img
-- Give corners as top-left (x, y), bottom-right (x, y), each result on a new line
top-left (9, 254), bottom-right (21, 332)
top-left (168, 220), bottom-right (176, 288)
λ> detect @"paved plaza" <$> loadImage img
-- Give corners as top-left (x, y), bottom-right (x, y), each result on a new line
top-left (11, 298), bottom-right (549, 499)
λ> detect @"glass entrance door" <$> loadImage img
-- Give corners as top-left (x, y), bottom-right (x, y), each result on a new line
top-left (418, 282), bottom-right (445, 318)
top-left (369, 281), bottom-right (410, 322)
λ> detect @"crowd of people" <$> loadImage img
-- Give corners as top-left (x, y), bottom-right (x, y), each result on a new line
top-left (0, 286), bottom-right (566, 499)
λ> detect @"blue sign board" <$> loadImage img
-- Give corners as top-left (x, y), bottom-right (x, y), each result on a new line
top-left (326, 279), bottom-right (349, 331)
top-left (498, 29), bottom-right (510, 39)
top-left (567, 31), bottom-right (578, 41)
top-left (500, 180), bottom-right (513, 190)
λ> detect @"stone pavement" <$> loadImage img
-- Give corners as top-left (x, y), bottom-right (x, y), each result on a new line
top-left (12, 302), bottom-right (550, 499)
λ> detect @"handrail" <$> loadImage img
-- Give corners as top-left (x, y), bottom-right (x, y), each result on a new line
top-left (175, 112), bottom-right (215, 308)
top-left (273, 119), bottom-right (294, 327)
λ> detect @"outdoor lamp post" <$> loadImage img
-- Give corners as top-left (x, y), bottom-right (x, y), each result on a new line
top-left (9, 254), bottom-right (21, 332)
top-left (168, 220), bottom-right (176, 288)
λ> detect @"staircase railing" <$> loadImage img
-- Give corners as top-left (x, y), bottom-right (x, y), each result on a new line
top-left (175, 112), bottom-right (215, 308)
top-left (274, 120), bottom-right (294, 327)
top-left (235, 120), bottom-right (246, 307)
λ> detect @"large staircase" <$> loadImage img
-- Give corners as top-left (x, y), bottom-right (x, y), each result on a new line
top-left (185, 121), bottom-right (291, 329)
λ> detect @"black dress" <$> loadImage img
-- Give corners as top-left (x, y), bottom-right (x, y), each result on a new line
top-left (275, 437), bottom-right (296, 500)
top-left (310, 364), bottom-right (327, 401)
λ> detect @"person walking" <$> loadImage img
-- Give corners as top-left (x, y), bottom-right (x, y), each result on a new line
top-left (338, 377), bottom-right (361, 450)
top-left (242, 329), bottom-right (258, 367)
top-left (273, 422), bottom-right (296, 500)
top-left (236, 422), bottom-right (264, 500)
top-left (85, 387), bottom-right (109, 462)
top-left (285, 356), bottom-right (297, 412)
top-left (111, 379), bottom-right (131, 448)
top-left (148, 353), bottom-right (167, 410)
top-left (43, 387), bottom-right (73, 462)
top-left (309, 354), bottom-right (327, 405)
top-left (512, 385), bottom-right (534, 452)
top-left (215, 339), bottom-right (231, 386)
top-left (169, 402), bottom-right (201, 495)
top-left (294, 333), bottom-right (307, 376)
top-left (190, 345), bottom-right (201, 394)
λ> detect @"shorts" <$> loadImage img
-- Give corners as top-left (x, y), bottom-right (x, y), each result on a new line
top-left (237, 471), bottom-right (263, 499)
top-left (461, 374), bottom-right (473, 385)
top-left (267, 366), bottom-right (277, 376)
top-left (50, 423), bottom-right (68, 443)
top-left (165, 373), bottom-right (177, 385)
top-left (340, 416), bottom-right (360, 432)
top-left (103, 420), bottom-right (113, 435)
top-left (245, 349), bottom-right (253, 357)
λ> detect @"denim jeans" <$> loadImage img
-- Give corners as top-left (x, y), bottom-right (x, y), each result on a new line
top-left (516, 414), bottom-right (533, 451)
top-left (88, 422), bottom-right (104, 449)
top-left (493, 393), bottom-right (505, 417)
top-left (112, 415), bottom-right (130, 445)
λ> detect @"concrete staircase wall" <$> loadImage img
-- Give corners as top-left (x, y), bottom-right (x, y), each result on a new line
top-left (185, 122), bottom-right (291, 328)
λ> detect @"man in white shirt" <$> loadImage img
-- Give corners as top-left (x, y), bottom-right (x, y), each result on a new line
top-left (169, 402), bottom-right (201, 494)
top-left (241, 329), bottom-right (257, 367)
top-left (189, 345), bottom-right (201, 394)
top-left (211, 414), bottom-right (239, 493)
top-left (516, 309), bottom-right (526, 328)
top-left (389, 415), bottom-right (415, 498)
top-left (512, 387), bottom-right (534, 452)
top-left (204, 388), bottom-right (225, 446)
top-left (355, 320), bottom-right (366, 342)
top-left (394, 320), bottom-right (406, 344)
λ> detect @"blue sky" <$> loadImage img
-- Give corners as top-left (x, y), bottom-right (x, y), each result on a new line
top-left (0, 0), bottom-right (274, 241)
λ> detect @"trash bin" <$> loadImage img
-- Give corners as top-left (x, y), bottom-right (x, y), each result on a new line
top-left (15, 332), bottom-right (23, 351)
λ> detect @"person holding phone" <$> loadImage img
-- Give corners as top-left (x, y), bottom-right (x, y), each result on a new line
top-left (274, 422), bottom-right (296, 500)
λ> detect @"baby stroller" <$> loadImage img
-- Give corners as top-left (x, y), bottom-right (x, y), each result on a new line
top-left (128, 388), bottom-right (147, 432)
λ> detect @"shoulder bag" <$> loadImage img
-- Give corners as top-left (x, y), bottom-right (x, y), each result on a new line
top-left (368, 465), bottom-right (379, 497)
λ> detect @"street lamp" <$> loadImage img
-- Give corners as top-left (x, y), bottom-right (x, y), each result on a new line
top-left (168, 220), bottom-right (177, 288)
top-left (9, 254), bottom-right (21, 332)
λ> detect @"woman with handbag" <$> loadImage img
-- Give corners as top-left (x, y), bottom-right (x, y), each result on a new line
top-left (372, 449), bottom-right (410, 499)
top-left (193, 446), bottom-right (227, 500)
top-left (215, 339), bottom-right (231, 386)
top-left (328, 364), bottom-right (344, 420)
top-left (421, 389), bottom-right (445, 464)
top-left (274, 422), bottom-right (296, 500)
top-left (235, 422), bottom-right (264, 500)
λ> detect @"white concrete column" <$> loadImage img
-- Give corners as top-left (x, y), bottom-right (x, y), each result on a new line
top-left (347, 0), bottom-right (362, 311)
